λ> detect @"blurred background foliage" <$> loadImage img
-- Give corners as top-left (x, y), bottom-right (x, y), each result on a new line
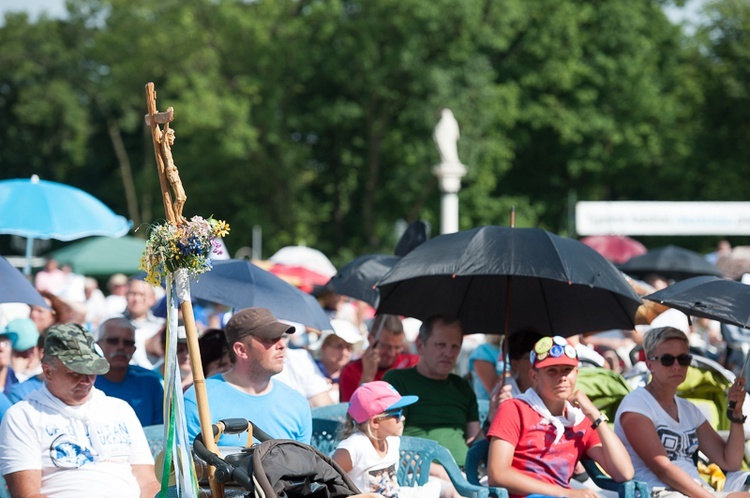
top-left (1, 0), bottom-right (748, 264)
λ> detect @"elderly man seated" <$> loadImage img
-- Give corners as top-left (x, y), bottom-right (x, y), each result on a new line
top-left (0, 323), bottom-right (159, 498)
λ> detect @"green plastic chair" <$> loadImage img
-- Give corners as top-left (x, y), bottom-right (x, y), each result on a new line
top-left (478, 399), bottom-right (490, 429)
top-left (311, 418), bottom-right (342, 457)
top-left (399, 436), bottom-right (507, 498)
top-left (0, 474), bottom-right (9, 498)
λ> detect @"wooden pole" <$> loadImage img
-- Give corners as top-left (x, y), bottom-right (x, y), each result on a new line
top-left (145, 82), bottom-right (223, 498)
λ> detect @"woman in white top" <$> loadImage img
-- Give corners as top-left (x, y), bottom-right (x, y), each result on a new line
top-left (615, 326), bottom-right (750, 497)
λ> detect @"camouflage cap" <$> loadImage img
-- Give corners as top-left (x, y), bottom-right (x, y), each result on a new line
top-left (44, 323), bottom-right (110, 375)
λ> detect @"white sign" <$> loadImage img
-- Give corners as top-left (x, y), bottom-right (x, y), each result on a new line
top-left (576, 201), bottom-right (750, 235)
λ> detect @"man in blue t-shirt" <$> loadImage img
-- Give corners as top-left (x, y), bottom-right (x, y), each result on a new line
top-left (95, 317), bottom-right (164, 426)
top-left (184, 308), bottom-right (312, 446)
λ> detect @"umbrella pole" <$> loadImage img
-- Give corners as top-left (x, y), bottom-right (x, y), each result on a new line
top-left (145, 83), bottom-right (222, 498)
top-left (502, 276), bottom-right (513, 381)
top-left (23, 236), bottom-right (34, 276)
top-left (502, 207), bottom-right (516, 380)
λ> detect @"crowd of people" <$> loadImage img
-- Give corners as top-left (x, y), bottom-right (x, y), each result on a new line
top-left (1, 256), bottom-right (750, 498)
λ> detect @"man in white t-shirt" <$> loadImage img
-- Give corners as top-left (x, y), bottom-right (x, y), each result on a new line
top-left (0, 323), bottom-right (159, 498)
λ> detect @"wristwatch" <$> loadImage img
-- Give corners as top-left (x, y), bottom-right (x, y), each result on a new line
top-left (727, 412), bottom-right (747, 424)
top-left (591, 413), bottom-right (609, 429)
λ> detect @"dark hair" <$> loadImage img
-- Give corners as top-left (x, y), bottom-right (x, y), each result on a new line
top-left (199, 329), bottom-right (228, 372)
top-left (417, 315), bottom-right (461, 343)
top-left (508, 329), bottom-right (543, 360)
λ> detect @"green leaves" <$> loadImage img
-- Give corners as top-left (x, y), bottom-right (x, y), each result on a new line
top-left (1, 0), bottom-right (748, 261)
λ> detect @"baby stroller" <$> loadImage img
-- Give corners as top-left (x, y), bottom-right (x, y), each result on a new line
top-left (193, 418), bottom-right (361, 498)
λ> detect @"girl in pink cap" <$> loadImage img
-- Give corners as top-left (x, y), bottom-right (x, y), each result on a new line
top-left (332, 381), bottom-right (440, 498)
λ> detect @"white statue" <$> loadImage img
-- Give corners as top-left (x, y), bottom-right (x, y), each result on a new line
top-left (433, 108), bottom-right (460, 164)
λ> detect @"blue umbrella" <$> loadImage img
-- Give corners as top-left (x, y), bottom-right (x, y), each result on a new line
top-left (190, 259), bottom-right (332, 332)
top-left (0, 255), bottom-right (47, 307)
top-left (0, 175), bottom-right (131, 275)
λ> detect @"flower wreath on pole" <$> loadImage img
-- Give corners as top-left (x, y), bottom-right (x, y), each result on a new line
top-left (143, 82), bottom-right (229, 498)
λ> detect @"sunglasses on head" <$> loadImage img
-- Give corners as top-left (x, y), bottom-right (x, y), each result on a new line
top-left (648, 353), bottom-right (692, 367)
top-left (104, 337), bottom-right (136, 348)
top-left (379, 409), bottom-right (403, 420)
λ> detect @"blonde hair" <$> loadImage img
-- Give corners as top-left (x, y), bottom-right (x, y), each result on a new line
top-left (643, 326), bottom-right (689, 357)
top-left (338, 413), bottom-right (379, 440)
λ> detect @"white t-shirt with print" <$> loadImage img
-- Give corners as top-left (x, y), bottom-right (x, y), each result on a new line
top-left (614, 386), bottom-right (706, 490)
top-left (336, 432), bottom-right (439, 498)
top-left (0, 385), bottom-right (154, 498)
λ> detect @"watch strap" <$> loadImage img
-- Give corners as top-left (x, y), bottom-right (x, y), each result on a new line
top-left (591, 413), bottom-right (609, 429)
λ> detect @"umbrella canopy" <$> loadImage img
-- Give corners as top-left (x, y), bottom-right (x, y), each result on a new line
top-left (644, 276), bottom-right (750, 329)
top-left (580, 235), bottom-right (647, 265)
top-left (48, 236), bottom-right (146, 276)
top-left (190, 259), bottom-right (332, 332)
top-left (0, 175), bottom-right (131, 275)
top-left (377, 226), bottom-right (642, 336)
top-left (328, 254), bottom-right (401, 307)
top-left (268, 246), bottom-right (337, 278)
top-left (0, 255), bottom-right (48, 307)
top-left (620, 245), bottom-right (723, 281)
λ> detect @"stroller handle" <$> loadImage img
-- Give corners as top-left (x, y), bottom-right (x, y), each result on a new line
top-left (192, 419), bottom-right (273, 490)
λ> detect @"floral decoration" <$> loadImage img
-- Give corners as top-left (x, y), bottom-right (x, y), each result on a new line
top-left (139, 216), bottom-right (230, 286)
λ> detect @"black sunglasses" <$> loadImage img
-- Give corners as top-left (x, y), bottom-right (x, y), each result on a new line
top-left (648, 354), bottom-right (692, 367)
top-left (104, 337), bottom-right (136, 348)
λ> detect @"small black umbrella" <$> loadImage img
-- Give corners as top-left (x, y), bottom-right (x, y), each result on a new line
top-left (620, 245), bottom-right (722, 281)
top-left (643, 275), bottom-right (750, 329)
top-left (327, 254), bottom-right (401, 308)
top-left (376, 226), bottom-right (642, 337)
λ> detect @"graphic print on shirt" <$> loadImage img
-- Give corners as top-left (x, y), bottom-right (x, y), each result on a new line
top-left (656, 425), bottom-right (699, 462)
top-left (367, 463), bottom-right (400, 498)
top-left (49, 434), bottom-right (96, 468)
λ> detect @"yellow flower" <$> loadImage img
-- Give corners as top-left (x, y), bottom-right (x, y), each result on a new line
top-left (213, 220), bottom-right (230, 238)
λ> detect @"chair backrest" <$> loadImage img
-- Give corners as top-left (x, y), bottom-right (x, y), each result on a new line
top-left (0, 474), bottom-right (9, 498)
top-left (311, 403), bottom-right (349, 423)
top-left (398, 436), bottom-right (506, 498)
top-left (465, 438), bottom-right (489, 486)
top-left (142, 424), bottom-right (165, 458)
top-left (311, 418), bottom-right (343, 457)
top-left (477, 399), bottom-right (490, 429)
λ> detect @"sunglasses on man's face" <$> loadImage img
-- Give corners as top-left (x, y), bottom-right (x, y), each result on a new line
top-left (648, 353), bottom-right (692, 367)
top-left (104, 337), bottom-right (136, 348)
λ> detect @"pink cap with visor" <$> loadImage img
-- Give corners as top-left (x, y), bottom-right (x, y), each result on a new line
top-left (348, 381), bottom-right (419, 424)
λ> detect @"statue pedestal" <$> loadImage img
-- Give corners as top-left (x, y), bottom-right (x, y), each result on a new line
top-left (433, 162), bottom-right (467, 234)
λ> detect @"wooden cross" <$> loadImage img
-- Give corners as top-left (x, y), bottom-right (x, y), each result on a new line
top-left (145, 83), bottom-right (187, 225)
top-left (144, 82), bottom-right (222, 498)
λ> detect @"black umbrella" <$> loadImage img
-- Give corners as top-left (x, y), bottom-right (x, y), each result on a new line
top-left (643, 276), bottom-right (750, 329)
top-left (190, 259), bottom-right (332, 332)
top-left (376, 226), bottom-right (642, 336)
top-left (327, 254), bottom-right (401, 307)
top-left (620, 245), bottom-right (722, 281)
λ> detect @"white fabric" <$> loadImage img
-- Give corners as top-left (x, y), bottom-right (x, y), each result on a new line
top-left (0, 385), bottom-right (153, 498)
top-left (274, 348), bottom-right (332, 400)
top-left (614, 387), bottom-right (706, 490)
top-left (127, 313), bottom-right (164, 369)
top-left (336, 432), bottom-right (439, 498)
top-left (516, 387), bottom-right (586, 445)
